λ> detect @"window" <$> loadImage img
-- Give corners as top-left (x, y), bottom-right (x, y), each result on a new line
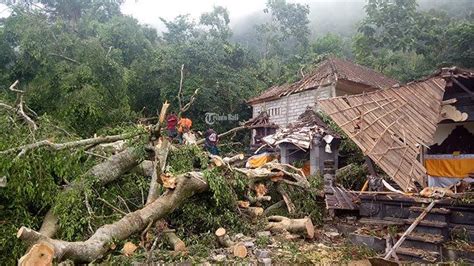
top-left (268, 107), bottom-right (281, 117)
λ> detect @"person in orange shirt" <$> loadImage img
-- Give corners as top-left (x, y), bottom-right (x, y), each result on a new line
top-left (177, 116), bottom-right (192, 143)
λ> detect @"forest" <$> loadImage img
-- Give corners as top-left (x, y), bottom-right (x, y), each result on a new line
top-left (0, 0), bottom-right (473, 264)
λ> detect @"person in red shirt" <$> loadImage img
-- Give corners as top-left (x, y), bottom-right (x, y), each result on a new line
top-left (166, 112), bottom-right (178, 139)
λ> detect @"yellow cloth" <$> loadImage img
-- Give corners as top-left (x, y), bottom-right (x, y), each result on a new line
top-left (425, 157), bottom-right (474, 178)
top-left (246, 153), bottom-right (275, 168)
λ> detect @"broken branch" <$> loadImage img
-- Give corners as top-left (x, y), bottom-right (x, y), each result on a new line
top-left (38, 147), bottom-right (143, 238)
top-left (196, 125), bottom-right (247, 145)
top-left (1, 80), bottom-right (38, 130)
top-left (18, 172), bottom-right (209, 263)
top-left (0, 132), bottom-right (142, 157)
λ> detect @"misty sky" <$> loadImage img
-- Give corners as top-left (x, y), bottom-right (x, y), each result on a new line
top-left (0, 0), bottom-right (368, 30)
top-left (122, 0), bottom-right (366, 30)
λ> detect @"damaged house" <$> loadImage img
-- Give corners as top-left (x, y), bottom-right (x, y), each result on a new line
top-left (247, 57), bottom-right (399, 145)
top-left (262, 108), bottom-right (340, 176)
top-left (246, 57), bottom-right (398, 174)
top-left (319, 67), bottom-right (474, 262)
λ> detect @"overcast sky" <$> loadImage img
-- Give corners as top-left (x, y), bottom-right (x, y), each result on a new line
top-left (1, 0), bottom-right (366, 29)
top-left (121, 0), bottom-right (266, 27)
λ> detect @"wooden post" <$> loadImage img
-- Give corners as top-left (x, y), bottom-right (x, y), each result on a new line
top-left (384, 201), bottom-right (436, 260)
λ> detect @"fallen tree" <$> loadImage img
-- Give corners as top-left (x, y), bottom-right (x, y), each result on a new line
top-left (18, 171), bottom-right (209, 263)
top-left (39, 147), bottom-right (144, 238)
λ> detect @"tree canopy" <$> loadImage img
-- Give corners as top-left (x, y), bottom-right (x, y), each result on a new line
top-left (0, 1), bottom-right (473, 262)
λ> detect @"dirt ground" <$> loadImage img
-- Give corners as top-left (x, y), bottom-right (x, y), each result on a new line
top-left (106, 218), bottom-right (379, 265)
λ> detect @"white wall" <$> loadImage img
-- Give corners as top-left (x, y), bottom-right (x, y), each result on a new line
top-left (432, 122), bottom-right (474, 145)
top-left (252, 84), bottom-right (335, 128)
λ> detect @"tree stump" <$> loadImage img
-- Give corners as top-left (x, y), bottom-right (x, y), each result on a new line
top-left (265, 216), bottom-right (314, 239)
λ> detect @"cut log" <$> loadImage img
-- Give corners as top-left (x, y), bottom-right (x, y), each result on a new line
top-left (209, 153), bottom-right (245, 168)
top-left (242, 207), bottom-right (264, 218)
top-left (164, 231), bottom-right (186, 252)
top-left (215, 227), bottom-right (234, 247)
top-left (254, 183), bottom-right (268, 197)
top-left (17, 172), bottom-right (209, 263)
top-left (18, 242), bottom-right (54, 266)
top-left (122, 242), bottom-right (138, 257)
top-left (161, 173), bottom-right (177, 189)
top-left (233, 242), bottom-right (248, 258)
top-left (214, 228), bottom-right (247, 258)
top-left (247, 194), bottom-right (271, 205)
top-left (265, 216), bottom-right (314, 239)
top-left (237, 200), bottom-right (250, 208)
top-left (235, 162), bottom-right (310, 189)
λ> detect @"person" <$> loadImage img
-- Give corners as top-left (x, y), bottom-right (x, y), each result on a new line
top-left (177, 116), bottom-right (192, 143)
top-left (204, 128), bottom-right (219, 155)
top-left (166, 112), bottom-right (178, 140)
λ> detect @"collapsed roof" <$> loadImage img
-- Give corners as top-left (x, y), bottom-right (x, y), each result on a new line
top-left (244, 111), bottom-right (278, 129)
top-left (262, 108), bottom-right (339, 150)
top-left (318, 75), bottom-right (450, 191)
top-left (248, 57), bottom-right (399, 104)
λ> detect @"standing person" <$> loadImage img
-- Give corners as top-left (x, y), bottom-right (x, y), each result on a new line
top-left (205, 128), bottom-right (219, 155)
top-left (166, 112), bottom-right (178, 140)
top-left (177, 116), bottom-right (192, 143)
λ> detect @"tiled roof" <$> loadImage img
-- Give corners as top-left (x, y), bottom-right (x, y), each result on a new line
top-left (248, 57), bottom-right (399, 104)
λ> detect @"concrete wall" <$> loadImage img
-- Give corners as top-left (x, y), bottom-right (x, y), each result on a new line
top-left (251, 84), bottom-right (335, 128)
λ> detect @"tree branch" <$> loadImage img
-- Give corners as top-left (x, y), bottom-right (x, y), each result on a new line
top-left (38, 147), bottom-right (144, 238)
top-left (49, 53), bottom-right (80, 64)
top-left (176, 64), bottom-right (199, 116)
top-left (196, 125), bottom-right (247, 145)
top-left (178, 64), bottom-right (184, 114)
top-left (1, 80), bottom-right (38, 130)
top-left (0, 132), bottom-right (143, 157)
top-left (18, 172), bottom-right (209, 263)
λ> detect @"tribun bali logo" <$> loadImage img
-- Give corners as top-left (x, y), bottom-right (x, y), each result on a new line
top-left (205, 112), bottom-right (239, 125)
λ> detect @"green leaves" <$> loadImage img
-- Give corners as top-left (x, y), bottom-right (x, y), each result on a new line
top-left (354, 0), bottom-right (474, 82)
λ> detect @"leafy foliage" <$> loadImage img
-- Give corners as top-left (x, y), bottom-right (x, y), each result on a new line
top-left (354, 0), bottom-right (474, 82)
top-left (167, 145), bottom-right (209, 174)
top-left (0, 0), bottom-right (473, 263)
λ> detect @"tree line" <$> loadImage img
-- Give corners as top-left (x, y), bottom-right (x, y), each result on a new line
top-left (0, 0), bottom-right (472, 136)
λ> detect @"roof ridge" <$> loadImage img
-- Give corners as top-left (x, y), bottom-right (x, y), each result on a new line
top-left (248, 57), bottom-right (399, 104)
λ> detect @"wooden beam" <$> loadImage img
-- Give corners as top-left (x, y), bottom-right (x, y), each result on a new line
top-left (452, 78), bottom-right (474, 100)
top-left (384, 201), bottom-right (436, 260)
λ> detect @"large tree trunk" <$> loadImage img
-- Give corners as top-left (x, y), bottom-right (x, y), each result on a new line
top-left (39, 147), bottom-right (143, 238)
top-left (146, 138), bottom-right (171, 203)
top-left (18, 172), bottom-right (209, 263)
